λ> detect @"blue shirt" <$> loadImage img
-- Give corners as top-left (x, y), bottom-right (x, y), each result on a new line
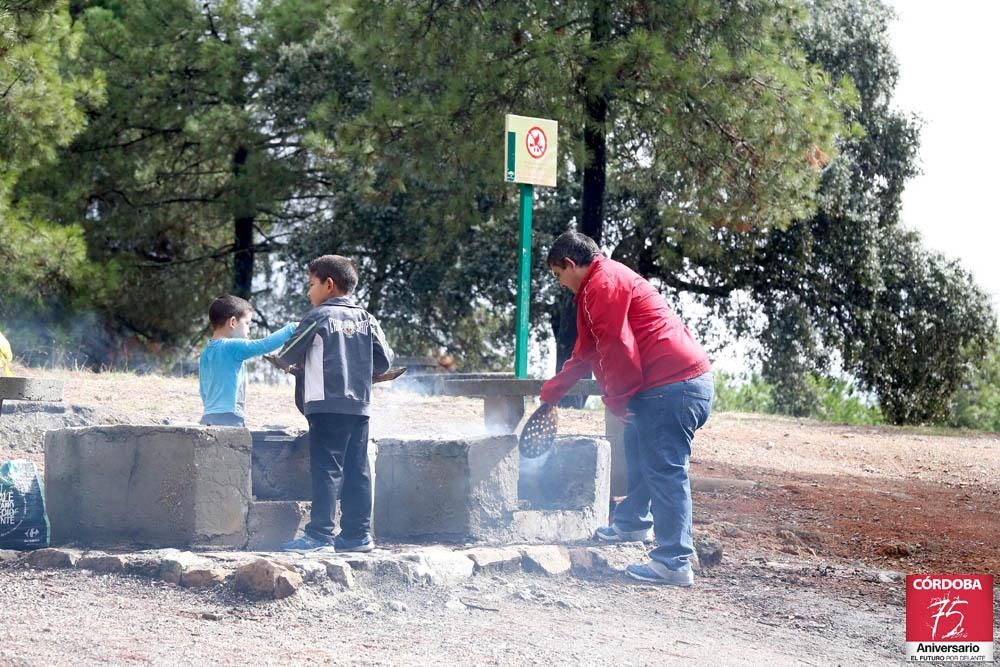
top-left (199, 323), bottom-right (296, 419)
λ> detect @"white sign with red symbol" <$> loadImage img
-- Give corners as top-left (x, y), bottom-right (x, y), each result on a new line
top-left (504, 114), bottom-right (557, 187)
top-left (525, 127), bottom-right (547, 159)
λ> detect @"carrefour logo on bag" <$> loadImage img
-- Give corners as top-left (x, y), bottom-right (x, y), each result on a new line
top-left (0, 486), bottom-right (26, 536)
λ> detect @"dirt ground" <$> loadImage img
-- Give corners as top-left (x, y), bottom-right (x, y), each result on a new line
top-left (0, 559), bottom-right (904, 666)
top-left (1, 368), bottom-right (998, 664)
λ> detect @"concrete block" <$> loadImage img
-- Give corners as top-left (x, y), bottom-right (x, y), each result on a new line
top-left (484, 396), bottom-right (525, 434)
top-left (509, 510), bottom-right (601, 543)
top-left (604, 407), bottom-right (627, 497)
top-left (251, 430), bottom-right (311, 500)
top-left (0, 377), bottom-right (64, 402)
top-left (513, 437), bottom-right (611, 542)
top-left (250, 430), bottom-right (378, 532)
top-left (44, 426), bottom-right (251, 548)
top-left (373, 436), bottom-right (518, 542)
top-left (246, 501), bottom-right (309, 551)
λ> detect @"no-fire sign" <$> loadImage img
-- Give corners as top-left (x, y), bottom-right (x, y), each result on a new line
top-left (504, 114), bottom-right (558, 187)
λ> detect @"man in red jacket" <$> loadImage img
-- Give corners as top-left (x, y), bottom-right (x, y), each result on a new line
top-left (541, 232), bottom-right (714, 586)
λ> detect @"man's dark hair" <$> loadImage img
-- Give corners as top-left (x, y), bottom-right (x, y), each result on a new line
top-left (546, 231), bottom-right (602, 269)
top-left (208, 295), bottom-right (253, 329)
top-left (308, 254), bottom-right (359, 294)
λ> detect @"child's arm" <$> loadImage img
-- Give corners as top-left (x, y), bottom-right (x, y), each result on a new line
top-left (232, 322), bottom-right (298, 361)
top-left (371, 316), bottom-right (394, 376)
top-left (276, 317), bottom-right (318, 368)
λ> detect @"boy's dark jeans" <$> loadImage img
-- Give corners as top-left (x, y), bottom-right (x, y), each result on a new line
top-left (304, 412), bottom-right (372, 542)
top-left (612, 371), bottom-right (714, 571)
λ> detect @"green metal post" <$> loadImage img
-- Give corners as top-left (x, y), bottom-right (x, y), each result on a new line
top-left (515, 183), bottom-right (534, 378)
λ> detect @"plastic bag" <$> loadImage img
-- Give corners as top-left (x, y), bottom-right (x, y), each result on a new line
top-left (0, 460), bottom-right (50, 550)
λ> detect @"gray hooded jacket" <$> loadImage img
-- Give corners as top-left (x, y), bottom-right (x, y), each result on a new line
top-left (278, 297), bottom-right (393, 416)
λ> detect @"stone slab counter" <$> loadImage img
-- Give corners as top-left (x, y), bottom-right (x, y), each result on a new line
top-left (0, 377), bottom-right (64, 412)
top-left (44, 426), bottom-right (252, 548)
top-left (374, 436), bottom-right (518, 542)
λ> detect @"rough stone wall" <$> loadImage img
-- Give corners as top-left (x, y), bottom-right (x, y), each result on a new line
top-left (251, 430), bottom-right (311, 501)
top-left (374, 436), bottom-right (519, 542)
top-left (512, 437), bottom-right (611, 542)
top-left (44, 426), bottom-right (251, 548)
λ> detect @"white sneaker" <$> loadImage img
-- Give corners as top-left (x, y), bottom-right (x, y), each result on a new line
top-left (625, 561), bottom-right (694, 587)
top-left (594, 525), bottom-right (655, 543)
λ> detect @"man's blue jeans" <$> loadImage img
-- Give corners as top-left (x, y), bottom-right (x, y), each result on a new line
top-left (612, 371), bottom-right (714, 571)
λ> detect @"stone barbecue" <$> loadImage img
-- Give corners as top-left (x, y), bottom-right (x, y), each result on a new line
top-left (44, 425), bottom-right (610, 550)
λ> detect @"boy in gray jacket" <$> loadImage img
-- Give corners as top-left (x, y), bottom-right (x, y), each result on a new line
top-left (277, 255), bottom-right (393, 552)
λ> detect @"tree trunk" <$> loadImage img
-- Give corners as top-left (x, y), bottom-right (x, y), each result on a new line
top-left (232, 145), bottom-right (254, 299)
top-left (580, 0), bottom-right (610, 243)
top-left (553, 0), bottom-right (610, 407)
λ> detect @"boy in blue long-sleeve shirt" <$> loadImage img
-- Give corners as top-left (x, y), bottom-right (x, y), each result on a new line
top-left (199, 295), bottom-right (297, 427)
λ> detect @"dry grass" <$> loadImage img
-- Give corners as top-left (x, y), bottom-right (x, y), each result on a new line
top-left (10, 364), bottom-right (1000, 488)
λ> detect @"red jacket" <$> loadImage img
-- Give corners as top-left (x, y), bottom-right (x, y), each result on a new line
top-left (540, 256), bottom-right (711, 417)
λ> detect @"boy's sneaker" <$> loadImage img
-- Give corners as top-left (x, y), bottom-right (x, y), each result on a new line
top-left (280, 534), bottom-right (330, 552)
top-left (625, 561), bottom-right (694, 587)
top-left (335, 533), bottom-right (374, 553)
top-left (594, 525), bottom-right (654, 543)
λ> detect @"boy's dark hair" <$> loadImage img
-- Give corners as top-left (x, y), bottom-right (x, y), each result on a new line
top-left (546, 231), bottom-right (602, 269)
top-left (309, 255), bottom-right (359, 295)
top-left (208, 295), bottom-right (253, 329)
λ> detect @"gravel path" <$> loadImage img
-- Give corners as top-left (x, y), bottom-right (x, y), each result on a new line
top-left (0, 555), bottom-right (904, 666)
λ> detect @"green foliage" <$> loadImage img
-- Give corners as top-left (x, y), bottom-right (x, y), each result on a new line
top-left (713, 372), bottom-right (776, 414)
top-left (3, 0), bottom-right (993, 431)
top-left (949, 341), bottom-right (1000, 432)
top-left (0, 0), bottom-right (107, 360)
top-left (0, 0), bottom-right (103, 212)
top-left (285, 0), bottom-right (848, 366)
top-left (634, 0), bottom-right (996, 425)
top-left (0, 212), bottom-right (115, 364)
top-left (16, 0), bottom-right (342, 358)
top-left (714, 371), bottom-right (882, 425)
top-left (861, 229), bottom-right (996, 424)
top-left (807, 374), bottom-right (883, 425)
